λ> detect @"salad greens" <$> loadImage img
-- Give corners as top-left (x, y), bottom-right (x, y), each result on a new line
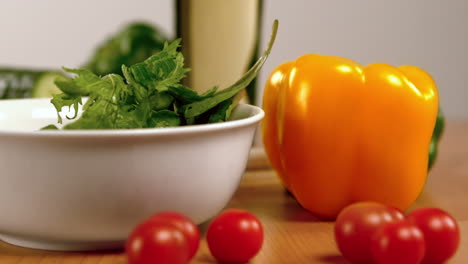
top-left (45, 20), bottom-right (278, 130)
top-left (84, 22), bottom-right (168, 77)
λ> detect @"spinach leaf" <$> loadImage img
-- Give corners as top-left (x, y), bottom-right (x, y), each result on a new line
top-left (208, 98), bottom-right (234, 123)
top-left (167, 85), bottom-right (218, 104)
top-left (148, 110), bottom-right (181, 127)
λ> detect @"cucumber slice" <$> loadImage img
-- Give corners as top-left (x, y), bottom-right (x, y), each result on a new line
top-left (30, 72), bottom-right (63, 98)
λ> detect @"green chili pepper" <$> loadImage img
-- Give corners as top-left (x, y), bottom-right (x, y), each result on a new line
top-left (428, 108), bottom-right (445, 170)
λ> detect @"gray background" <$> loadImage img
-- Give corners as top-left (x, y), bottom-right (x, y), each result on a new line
top-left (0, 0), bottom-right (466, 120)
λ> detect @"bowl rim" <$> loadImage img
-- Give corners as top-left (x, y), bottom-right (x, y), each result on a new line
top-left (0, 99), bottom-right (264, 138)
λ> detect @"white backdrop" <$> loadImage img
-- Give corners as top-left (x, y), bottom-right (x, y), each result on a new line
top-left (0, 0), bottom-right (466, 119)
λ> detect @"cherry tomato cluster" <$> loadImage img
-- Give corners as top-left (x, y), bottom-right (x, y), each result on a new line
top-left (126, 209), bottom-right (263, 264)
top-left (334, 202), bottom-right (460, 264)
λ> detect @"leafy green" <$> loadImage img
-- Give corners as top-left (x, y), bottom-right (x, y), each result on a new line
top-left (208, 98), bottom-right (234, 123)
top-left (84, 22), bottom-right (168, 76)
top-left (149, 110), bottom-right (181, 127)
top-left (59, 74), bottom-right (134, 129)
top-left (167, 85), bottom-right (218, 104)
top-left (41, 124), bottom-right (59, 130)
top-left (125, 39), bottom-right (189, 92)
top-left (44, 20), bottom-right (279, 130)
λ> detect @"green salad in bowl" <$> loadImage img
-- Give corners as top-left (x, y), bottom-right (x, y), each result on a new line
top-left (0, 21), bottom-right (278, 251)
top-left (43, 20), bottom-right (278, 131)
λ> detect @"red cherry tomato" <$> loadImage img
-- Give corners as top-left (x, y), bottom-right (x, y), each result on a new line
top-left (207, 209), bottom-right (264, 263)
top-left (150, 211), bottom-right (200, 260)
top-left (371, 220), bottom-right (426, 264)
top-left (126, 219), bottom-right (189, 264)
top-left (407, 208), bottom-right (460, 264)
top-left (334, 202), bottom-right (405, 263)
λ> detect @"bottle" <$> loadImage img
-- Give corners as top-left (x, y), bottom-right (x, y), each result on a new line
top-left (176, 0), bottom-right (263, 104)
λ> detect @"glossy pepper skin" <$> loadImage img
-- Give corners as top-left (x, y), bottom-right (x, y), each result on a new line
top-left (262, 55), bottom-right (439, 219)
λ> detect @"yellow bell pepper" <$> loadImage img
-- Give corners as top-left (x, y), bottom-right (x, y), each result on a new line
top-left (262, 54), bottom-right (439, 219)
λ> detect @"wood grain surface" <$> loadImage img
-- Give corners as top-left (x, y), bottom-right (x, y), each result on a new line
top-left (0, 121), bottom-right (466, 264)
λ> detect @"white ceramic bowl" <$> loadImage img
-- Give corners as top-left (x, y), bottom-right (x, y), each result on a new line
top-left (0, 98), bottom-right (263, 251)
